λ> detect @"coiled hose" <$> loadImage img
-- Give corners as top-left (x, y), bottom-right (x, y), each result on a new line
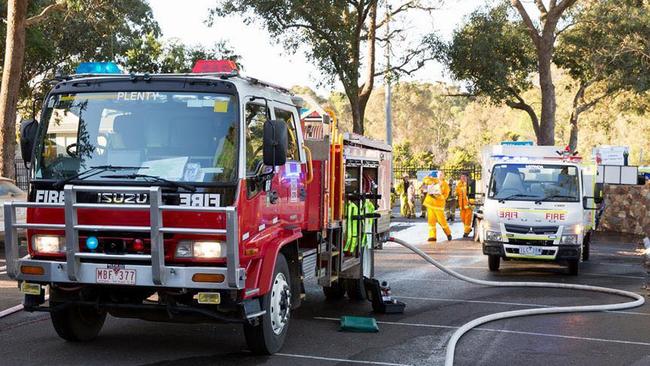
top-left (387, 237), bottom-right (645, 366)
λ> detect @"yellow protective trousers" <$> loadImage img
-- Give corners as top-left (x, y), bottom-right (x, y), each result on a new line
top-left (460, 208), bottom-right (473, 234)
top-left (427, 206), bottom-right (451, 240)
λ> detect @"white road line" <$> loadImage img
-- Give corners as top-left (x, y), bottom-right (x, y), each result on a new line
top-left (0, 265), bottom-right (7, 271)
top-left (0, 295), bottom-right (49, 319)
top-left (0, 271), bottom-right (7, 276)
top-left (314, 317), bottom-right (650, 347)
top-left (397, 295), bottom-right (650, 316)
top-left (276, 353), bottom-right (411, 366)
top-left (0, 304), bottom-right (23, 318)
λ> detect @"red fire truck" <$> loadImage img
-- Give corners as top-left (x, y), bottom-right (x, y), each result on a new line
top-left (4, 61), bottom-right (392, 354)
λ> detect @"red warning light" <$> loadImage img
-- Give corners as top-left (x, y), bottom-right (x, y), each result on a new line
top-left (191, 60), bottom-right (239, 74)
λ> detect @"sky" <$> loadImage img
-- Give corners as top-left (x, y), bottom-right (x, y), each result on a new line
top-left (149, 0), bottom-right (488, 96)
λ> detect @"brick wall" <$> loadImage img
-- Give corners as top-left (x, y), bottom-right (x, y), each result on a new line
top-left (598, 183), bottom-right (650, 236)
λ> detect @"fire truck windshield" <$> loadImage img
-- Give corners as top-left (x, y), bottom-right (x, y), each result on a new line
top-left (34, 91), bottom-right (239, 184)
top-left (488, 164), bottom-right (580, 202)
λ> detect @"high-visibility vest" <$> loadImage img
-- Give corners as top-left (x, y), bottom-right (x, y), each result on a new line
top-left (362, 199), bottom-right (376, 248)
top-left (345, 201), bottom-right (359, 252)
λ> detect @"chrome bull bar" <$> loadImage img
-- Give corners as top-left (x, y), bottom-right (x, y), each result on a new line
top-left (3, 185), bottom-right (243, 289)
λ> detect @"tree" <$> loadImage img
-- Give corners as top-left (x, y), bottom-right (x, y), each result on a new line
top-left (554, 0), bottom-right (650, 150)
top-left (0, 0), bottom-right (65, 179)
top-left (123, 36), bottom-right (242, 74)
top-left (445, 4), bottom-right (540, 142)
top-left (210, 0), bottom-right (439, 135)
top-left (0, 0), bottom-right (160, 179)
top-left (509, 0), bottom-right (578, 145)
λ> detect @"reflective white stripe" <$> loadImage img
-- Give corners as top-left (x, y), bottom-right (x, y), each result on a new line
top-left (276, 353), bottom-right (411, 366)
top-left (242, 232), bottom-right (250, 241)
top-left (313, 317), bottom-right (650, 347)
top-left (258, 224), bottom-right (265, 231)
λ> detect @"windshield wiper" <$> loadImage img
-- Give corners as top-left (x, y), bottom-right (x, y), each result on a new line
top-left (54, 165), bottom-right (145, 189)
top-left (535, 194), bottom-right (577, 204)
top-left (101, 173), bottom-right (196, 192)
top-left (497, 193), bottom-right (539, 203)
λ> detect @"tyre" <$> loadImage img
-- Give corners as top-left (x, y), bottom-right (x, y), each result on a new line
top-left (344, 278), bottom-right (366, 301)
top-left (322, 281), bottom-right (345, 300)
top-left (50, 303), bottom-right (106, 342)
top-left (568, 259), bottom-right (579, 276)
top-left (245, 253), bottom-right (291, 355)
top-left (488, 255), bottom-right (500, 271)
top-left (582, 233), bottom-right (591, 261)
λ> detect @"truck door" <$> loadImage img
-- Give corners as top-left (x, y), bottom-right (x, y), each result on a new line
top-left (241, 100), bottom-right (278, 241)
top-left (270, 104), bottom-right (306, 226)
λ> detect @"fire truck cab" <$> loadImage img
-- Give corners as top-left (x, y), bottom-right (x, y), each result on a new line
top-left (5, 61), bottom-right (392, 354)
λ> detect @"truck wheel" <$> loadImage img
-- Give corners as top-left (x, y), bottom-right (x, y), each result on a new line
top-left (488, 255), bottom-right (500, 271)
top-left (568, 259), bottom-right (580, 276)
top-left (582, 233), bottom-right (591, 261)
top-left (50, 303), bottom-right (106, 342)
top-left (344, 278), bottom-right (366, 301)
top-left (322, 281), bottom-right (345, 300)
top-left (245, 253), bottom-right (291, 355)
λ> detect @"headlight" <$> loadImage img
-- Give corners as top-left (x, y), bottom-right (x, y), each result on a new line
top-left (485, 230), bottom-right (502, 242)
top-left (175, 241), bottom-right (193, 258)
top-left (560, 235), bottom-right (578, 245)
top-left (193, 241), bottom-right (224, 258)
top-left (33, 235), bottom-right (65, 253)
top-left (573, 224), bottom-right (583, 235)
top-left (175, 241), bottom-right (225, 259)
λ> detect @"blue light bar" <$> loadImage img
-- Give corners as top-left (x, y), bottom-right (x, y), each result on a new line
top-left (75, 62), bottom-right (123, 74)
top-left (500, 141), bottom-right (534, 146)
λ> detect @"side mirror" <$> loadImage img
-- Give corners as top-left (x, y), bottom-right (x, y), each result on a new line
top-left (594, 183), bottom-right (604, 204)
top-left (583, 196), bottom-right (601, 210)
top-left (20, 118), bottom-right (39, 163)
top-left (263, 119), bottom-right (288, 167)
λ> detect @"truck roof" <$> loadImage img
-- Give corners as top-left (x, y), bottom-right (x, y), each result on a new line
top-left (56, 72), bottom-right (298, 109)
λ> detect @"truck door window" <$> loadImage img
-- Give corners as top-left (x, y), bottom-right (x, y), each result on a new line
top-left (245, 103), bottom-right (267, 175)
top-left (273, 108), bottom-right (299, 161)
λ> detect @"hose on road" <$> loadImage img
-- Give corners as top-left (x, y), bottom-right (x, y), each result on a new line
top-left (387, 237), bottom-right (646, 366)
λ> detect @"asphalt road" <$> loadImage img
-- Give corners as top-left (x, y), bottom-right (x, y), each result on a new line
top-left (1, 220), bottom-right (649, 366)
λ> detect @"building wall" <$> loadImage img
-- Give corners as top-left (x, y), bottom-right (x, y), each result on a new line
top-left (598, 183), bottom-right (650, 236)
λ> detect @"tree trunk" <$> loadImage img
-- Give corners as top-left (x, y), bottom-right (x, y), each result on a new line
top-left (353, 1), bottom-right (378, 136)
top-left (537, 40), bottom-right (556, 146)
top-left (568, 83), bottom-right (587, 152)
top-left (351, 98), bottom-right (364, 135)
top-left (568, 111), bottom-right (578, 152)
top-left (0, 0), bottom-right (28, 180)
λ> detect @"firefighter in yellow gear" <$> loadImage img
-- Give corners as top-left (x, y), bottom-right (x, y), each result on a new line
top-left (396, 173), bottom-right (415, 218)
top-left (422, 171), bottom-right (452, 242)
top-left (456, 173), bottom-right (473, 238)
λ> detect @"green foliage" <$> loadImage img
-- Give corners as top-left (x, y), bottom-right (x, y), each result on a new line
top-left (123, 37), bottom-right (241, 74)
top-left (0, 0), bottom-right (160, 115)
top-left (445, 3), bottom-right (536, 103)
top-left (555, 0), bottom-right (650, 94)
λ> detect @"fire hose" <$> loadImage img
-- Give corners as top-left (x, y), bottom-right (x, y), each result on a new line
top-left (387, 237), bottom-right (645, 366)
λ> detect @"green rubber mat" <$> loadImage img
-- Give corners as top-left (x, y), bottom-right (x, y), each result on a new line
top-left (339, 316), bottom-right (379, 332)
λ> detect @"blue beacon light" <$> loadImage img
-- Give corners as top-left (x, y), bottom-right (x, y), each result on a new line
top-left (75, 62), bottom-right (123, 74)
top-left (86, 236), bottom-right (99, 251)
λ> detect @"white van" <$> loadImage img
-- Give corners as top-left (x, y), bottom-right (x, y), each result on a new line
top-left (475, 144), bottom-right (599, 275)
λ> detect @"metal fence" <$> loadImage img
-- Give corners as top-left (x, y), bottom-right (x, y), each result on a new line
top-left (14, 160), bottom-right (30, 191)
top-left (393, 165), bottom-right (482, 182)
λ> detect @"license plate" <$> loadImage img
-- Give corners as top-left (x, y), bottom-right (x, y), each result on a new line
top-left (96, 266), bottom-right (136, 285)
top-left (519, 246), bottom-right (543, 256)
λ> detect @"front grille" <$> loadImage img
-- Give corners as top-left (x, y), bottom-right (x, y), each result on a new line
top-left (505, 224), bottom-right (558, 235)
top-left (507, 238), bottom-right (555, 246)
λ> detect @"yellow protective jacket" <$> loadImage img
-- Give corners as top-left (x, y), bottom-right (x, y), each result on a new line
top-left (422, 177), bottom-right (449, 209)
top-left (456, 180), bottom-right (470, 210)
